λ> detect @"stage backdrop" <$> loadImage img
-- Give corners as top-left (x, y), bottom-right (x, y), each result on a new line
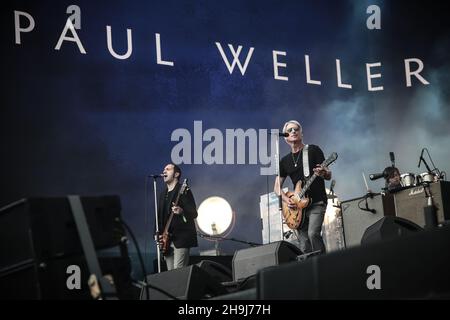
top-left (2, 0), bottom-right (449, 270)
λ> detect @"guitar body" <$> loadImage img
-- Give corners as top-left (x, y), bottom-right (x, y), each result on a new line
top-left (159, 179), bottom-right (189, 257)
top-left (160, 231), bottom-right (171, 255)
top-left (283, 190), bottom-right (310, 230)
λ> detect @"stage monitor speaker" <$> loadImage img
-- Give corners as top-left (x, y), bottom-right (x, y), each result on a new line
top-left (0, 255), bottom-right (133, 300)
top-left (232, 241), bottom-right (301, 281)
top-left (340, 193), bottom-right (392, 248)
top-left (0, 196), bottom-right (125, 271)
top-left (361, 216), bottom-right (423, 245)
top-left (189, 255), bottom-right (233, 273)
top-left (140, 265), bottom-right (227, 300)
top-left (258, 225), bottom-right (450, 299)
top-left (195, 260), bottom-right (232, 283)
top-left (394, 181), bottom-right (450, 227)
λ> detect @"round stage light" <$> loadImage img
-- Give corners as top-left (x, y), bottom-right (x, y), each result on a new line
top-left (196, 196), bottom-right (234, 236)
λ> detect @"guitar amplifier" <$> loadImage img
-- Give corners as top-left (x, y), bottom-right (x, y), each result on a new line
top-left (340, 193), bottom-right (395, 248)
top-left (394, 181), bottom-right (450, 227)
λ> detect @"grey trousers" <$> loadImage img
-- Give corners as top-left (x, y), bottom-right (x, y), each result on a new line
top-left (295, 202), bottom-right (326, 254)
top-left (164, 243), bottom-right (190, 270)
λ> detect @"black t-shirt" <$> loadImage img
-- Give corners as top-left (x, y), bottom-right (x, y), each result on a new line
top-left (280, 144), bottom-right (328, 204)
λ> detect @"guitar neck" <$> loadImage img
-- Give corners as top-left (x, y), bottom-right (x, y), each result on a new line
top-left (163, 185), bottom-right (184, 234)
top-left (298, 173), bottom-right (318, 198)
top-left (295, 152), bottom-right (337, 200)
top-left (163, 212), bottom-right (175, 234)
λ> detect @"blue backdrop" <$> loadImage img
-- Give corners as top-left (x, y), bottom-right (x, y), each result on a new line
top-left (2, 0), bottom-right (449, 271)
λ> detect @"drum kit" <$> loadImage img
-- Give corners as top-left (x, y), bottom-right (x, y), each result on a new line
top-left (400, 172), bottom-right (439, 188)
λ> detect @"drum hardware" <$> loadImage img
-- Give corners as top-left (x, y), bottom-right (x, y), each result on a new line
top-left (400, 173), bottom-right (416, 187)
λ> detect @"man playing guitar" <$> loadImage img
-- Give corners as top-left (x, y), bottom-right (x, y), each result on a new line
top-left (157, 163), bottom-right (198, 270)
top-left (274, 120), bottom-right (332, 254)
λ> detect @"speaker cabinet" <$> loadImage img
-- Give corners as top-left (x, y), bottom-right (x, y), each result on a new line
top-left (394, 181), bottom-right (450, 227)
top-left (340, 194), bottom-right (386, 248)
top-left (195, 260), bottom-right (232, 283)
top-left (361, 216), bottom-right (423, 245)
top-left (141, 265), bottom-right (227, 300)
top-left (258, 225), bottom-right (450, 299)
top-left (0, 256), bottom-right (132, 300)
top-left (0, 196), bottom-right (124, 271)
top-left (232, 241), bottom-right (301, 281)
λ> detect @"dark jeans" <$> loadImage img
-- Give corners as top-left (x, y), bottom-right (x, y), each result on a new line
top-left (295, 202), bottom-right (326, 254)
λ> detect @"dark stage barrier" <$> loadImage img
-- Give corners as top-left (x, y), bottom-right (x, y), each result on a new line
top-left (140, 264), bottom-right (227, 300)
top-left (257, 224), bottom-right (450, 299)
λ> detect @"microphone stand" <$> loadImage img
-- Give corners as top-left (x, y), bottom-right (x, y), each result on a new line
top-left (419, 155), bottom-right (433, 174)
top-left (274, 132), bottom-right (285, 242)
top-left (151, 176), bottom-right (162, 273)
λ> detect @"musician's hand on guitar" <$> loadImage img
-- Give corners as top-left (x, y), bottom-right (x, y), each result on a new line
top-left (283, 194), bottom-right (297, 208)
top-left (172, 203), bottom-right (184, 215)
top-left (156, 235), bottom-right (163, 248)
top-left (313, 164), bottom-right (330, 178)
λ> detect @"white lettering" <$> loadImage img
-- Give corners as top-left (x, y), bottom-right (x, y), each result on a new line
top-left (215, 42), bottom-right (254, 75)
top-left (305, 55), bottom-right (321, 85)
top-left (366, 62), bottom-right (383, 91)
top-left (14, 11), bottom-right (35, 45)
top-left (405, 58), bottom-right (430, 87)
top-left (55, 18), bottom-right (86, 54)
top-left (273, 50), bottom-right (288, 81)
top-left (156, 33), bottom-right (174, 66)
top-left (336, 59), bottom-right (352, 89)
top-left (106, 26), bottom-right (133, 60)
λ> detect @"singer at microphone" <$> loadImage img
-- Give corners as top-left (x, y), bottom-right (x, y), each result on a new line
top-left (274, 119), bottom-right (331, 256)
top-left (155, 163), bottom-right (199, 271)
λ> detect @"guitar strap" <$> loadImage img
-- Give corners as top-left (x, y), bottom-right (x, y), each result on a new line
top-left (303, 144), bottom-right (310, 178)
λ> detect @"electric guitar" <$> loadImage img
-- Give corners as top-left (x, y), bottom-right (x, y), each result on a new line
top-left (160, 179), bottom-right (189, 255)
top-left (282, 152), bottom-right (338, 229)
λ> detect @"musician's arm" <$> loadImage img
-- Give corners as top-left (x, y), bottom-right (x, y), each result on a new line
top-left (314, 145), bottom-right (332, 181)
top-left (179, 189), bottom-right (198, 219)
top-left (274, 176), bottom-right (291, 203)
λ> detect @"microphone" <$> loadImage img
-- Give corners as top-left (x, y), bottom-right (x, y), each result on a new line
top-left (272, 132), bottom-right (289, 137)
top-left (418, 148), bottom-right (424, 168)
top-left (149, 174), bottom-right (165, 178)
top-left (369, 172), bottom-right (385, 180)
top-left (389, 152), bottom-right (395, 167)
